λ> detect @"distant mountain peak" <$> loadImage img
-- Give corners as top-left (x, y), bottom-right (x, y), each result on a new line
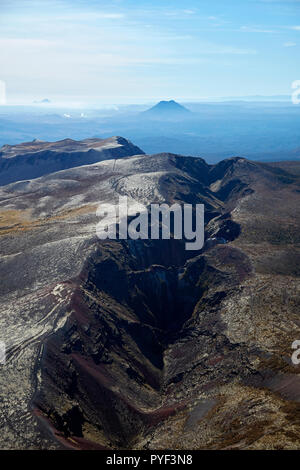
top-left (157, 99), bottom-right (180, 105)
top-left (33, 98), bottom-right (51, 104)
top-left (143, 100), bottom-right (191, 119)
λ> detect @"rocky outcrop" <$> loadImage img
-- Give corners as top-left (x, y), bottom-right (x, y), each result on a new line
top-left (0, 143), bottom-right (300, 449)
top-left (0, 136), bottom-right (144, 186)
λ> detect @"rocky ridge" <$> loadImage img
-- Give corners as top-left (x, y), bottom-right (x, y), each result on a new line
top-left (0, 141), bottom-right (299, 449)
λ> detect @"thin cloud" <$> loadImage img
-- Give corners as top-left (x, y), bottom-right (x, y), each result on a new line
top-left (56, 12), bottom-right (125, 21)
top-left (240, 26), bottom-right (277, 33)
top-left (183, 9), bottom-right (196, 15)
top-left (164, 9), bottom-right (197, 17)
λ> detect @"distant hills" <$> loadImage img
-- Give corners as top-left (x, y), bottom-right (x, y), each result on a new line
top-left (142, 100), bottom-right (191, 119)
top-left (0, 101), bottom-right (300, 163)
top-left (33, 98), bottom-right (51, 104)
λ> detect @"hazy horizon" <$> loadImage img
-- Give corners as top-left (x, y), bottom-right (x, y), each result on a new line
top-left (0, 94), bottom-right (295, 108)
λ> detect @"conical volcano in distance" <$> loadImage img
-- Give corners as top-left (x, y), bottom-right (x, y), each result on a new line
top-left (143, 100), bottom-right (191, 119)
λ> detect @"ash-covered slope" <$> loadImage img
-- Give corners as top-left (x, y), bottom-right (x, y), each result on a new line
top-left (0, 144), bottom-right (300, 450)
top-left (0, 136), bottom-right (144, 186)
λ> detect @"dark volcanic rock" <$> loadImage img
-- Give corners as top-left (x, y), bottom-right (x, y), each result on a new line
top-left (0, 141), bottom-right (300, 449)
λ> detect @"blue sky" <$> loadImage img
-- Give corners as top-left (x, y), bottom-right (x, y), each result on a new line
top-left (0, 0), bottom-right (299, 104)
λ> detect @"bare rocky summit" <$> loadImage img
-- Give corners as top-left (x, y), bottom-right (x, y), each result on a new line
top-left (0, 136), bottom-right (144, 186)
top-left (0, 139), bottom-right (300, 449)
